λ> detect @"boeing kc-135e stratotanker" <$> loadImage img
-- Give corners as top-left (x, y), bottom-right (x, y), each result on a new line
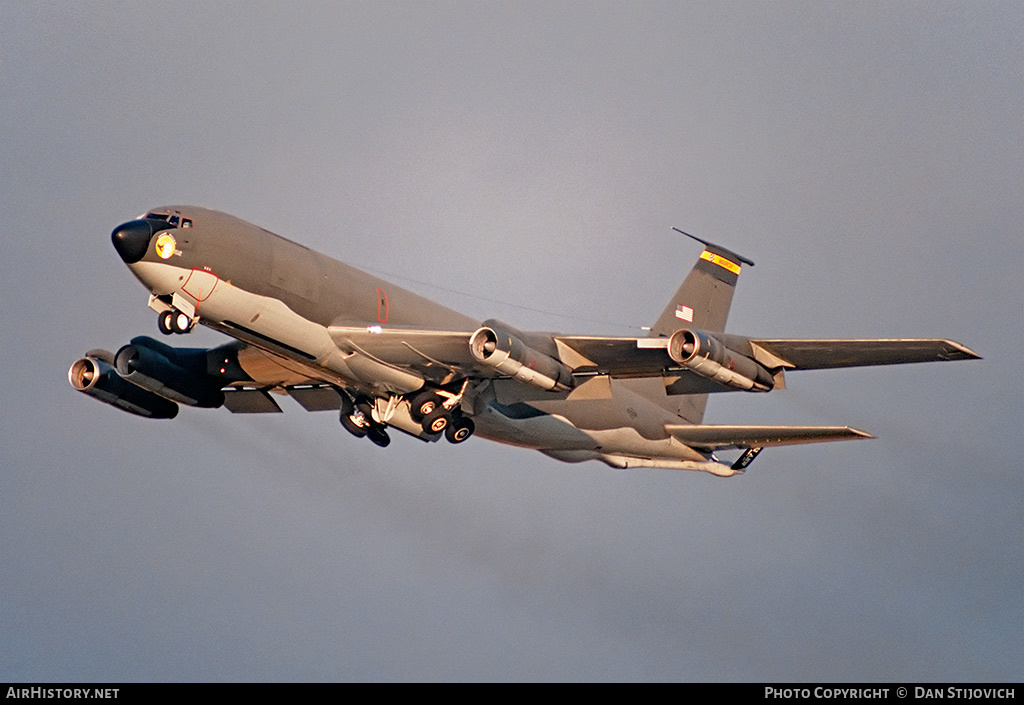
top-left (69, 207), bottom-right (980, 476)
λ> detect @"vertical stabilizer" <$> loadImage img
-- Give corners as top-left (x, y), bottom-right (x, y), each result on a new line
top-left (643, 231), bottom-right (753, 423)
top-left (650, 231), bottom-right (753, 336)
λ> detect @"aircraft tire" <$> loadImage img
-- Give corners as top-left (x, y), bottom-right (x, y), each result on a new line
top-left (445, 416), bottom-right (474, 444)
top-left (409, 391), bottom-right (442, 422)
top-left (157, 310), bottom-right (174, 335)
top-left (339, 396), bottom-right (370, 438)
top-left (367, 426), bottom-right (391, 448)
top-left (421, 409), bottom-right (451, 434)
top-left (340, 411), bottom-right (369, 438)
top-left (171, 311), bottom-right (193, 334)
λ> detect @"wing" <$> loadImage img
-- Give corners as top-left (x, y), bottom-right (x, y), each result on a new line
top-left (330, 323), bottom-right (578, 392)
top-left (327, 326), bottom-right (981, 387)
top-left (328, 324), bottom-right (481, 384)
top-left (748, 338), bottom-right (981, 369)
top-left (557, 335), bottom-right (981, 373)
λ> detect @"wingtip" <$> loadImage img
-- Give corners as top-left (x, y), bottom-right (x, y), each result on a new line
top-left (942, 339), bottom-right (982, 360)
top-left (961, 346), bottom-right (983, 361)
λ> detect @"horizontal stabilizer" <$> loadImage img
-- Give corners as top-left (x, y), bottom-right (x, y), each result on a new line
top-left (665, 424), bottom-right (874, 450)
top-left (750, 339), bottom-right (980, 370)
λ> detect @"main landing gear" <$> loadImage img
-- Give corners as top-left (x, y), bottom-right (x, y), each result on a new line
top-left (338, 388), bottom-right (476, 448)
top-left (444, 416), bottom-right (475, 444)
top-left (409, 389), bottom-right (475, 443)
top-left (339, 396), bottom-right (391, 447)
top-left (157, 309), bottom-right (195, 335)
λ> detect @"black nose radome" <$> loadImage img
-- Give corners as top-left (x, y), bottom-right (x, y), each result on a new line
top-left (111, 220), bottom-right (154, 263)
top-left (111, 219), bottom-right (173, 264)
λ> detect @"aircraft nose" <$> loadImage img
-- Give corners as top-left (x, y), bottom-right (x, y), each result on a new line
top-left (111, 219), bottom-right (156, 264)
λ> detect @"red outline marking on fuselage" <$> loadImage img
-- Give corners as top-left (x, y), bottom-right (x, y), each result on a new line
top-left (183, 268), bottom-right (220, 306)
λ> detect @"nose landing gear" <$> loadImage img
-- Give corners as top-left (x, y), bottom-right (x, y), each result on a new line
top-left (157, 309), bottom-right (195, 335)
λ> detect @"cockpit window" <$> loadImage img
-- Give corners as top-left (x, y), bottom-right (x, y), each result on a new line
top-left (144, 211), bottom-right (192, 228)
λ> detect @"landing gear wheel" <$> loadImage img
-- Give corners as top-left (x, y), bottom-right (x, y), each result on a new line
top-left (355, 400), bottom-right (374, 421)
top-left (170, 311), bottom-right (194, 334)
top-left (409, 391), bottom-right (443, 422)
top-left (421, 409), bottom-right (451, 434)
top-left (366, 426), bottom-right (391, 448)
top-left (340, 411), bottom-right (369, 438)
top-left (444, 416), bottom-right (475, 444)
top-left (339, 396), bottom-right (371, 438)
top-left (157, 310), bottom-right (174, 335)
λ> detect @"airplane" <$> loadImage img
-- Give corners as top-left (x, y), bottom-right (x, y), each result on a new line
top-left (69, 206), bottom-right (980, 477)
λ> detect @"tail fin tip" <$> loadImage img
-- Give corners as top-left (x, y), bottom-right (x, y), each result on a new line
top-left (672, 227), bottom-right (754, 267)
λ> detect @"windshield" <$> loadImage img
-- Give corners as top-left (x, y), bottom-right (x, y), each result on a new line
top-left (144, 211), bottom-right (192, 228)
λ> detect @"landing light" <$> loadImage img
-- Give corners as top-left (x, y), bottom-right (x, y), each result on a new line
top-left (154, 233), bottom-right (177, 259)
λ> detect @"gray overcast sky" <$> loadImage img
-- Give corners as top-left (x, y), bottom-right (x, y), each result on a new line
top-left (2, 1), bottom-right (1021, 682)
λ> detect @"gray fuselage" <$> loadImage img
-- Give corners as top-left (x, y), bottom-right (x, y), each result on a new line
top-left (121, 206), bottom-right (709, 466)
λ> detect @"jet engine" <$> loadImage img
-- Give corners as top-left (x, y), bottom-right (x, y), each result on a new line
top-left (114, 338), bottom-right (225, 408)
top-left (68, 356), bottom-right (179, 419)
top-left (469, 326), bottom-right (574, 392)
top-left (667, 328), bottom-right (775, 391)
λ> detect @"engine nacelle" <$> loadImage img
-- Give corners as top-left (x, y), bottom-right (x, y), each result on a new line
top-left (667, 328), bottom-right (774, 392)
top-left (68, 356), bottom-right (179, 419)
top-left (469, 326), bottom-right (574, 392)
top-left (115, 339), bottom-right (225, 408)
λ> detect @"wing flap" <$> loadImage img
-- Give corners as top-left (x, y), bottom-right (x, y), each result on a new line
top-left (665, 423), bottom-right (874, 450)
top-left (555, 335), bottom-right (675, 375)
top-left (222, 388), bottom-right (283, 413)
top-left (286, 384), bottom-right (343, 411)
top-left (750, 339), bottom-right (980, 370)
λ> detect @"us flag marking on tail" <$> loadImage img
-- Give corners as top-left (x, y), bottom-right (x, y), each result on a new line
top-left (675, 305), bottom-right (694, 322)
